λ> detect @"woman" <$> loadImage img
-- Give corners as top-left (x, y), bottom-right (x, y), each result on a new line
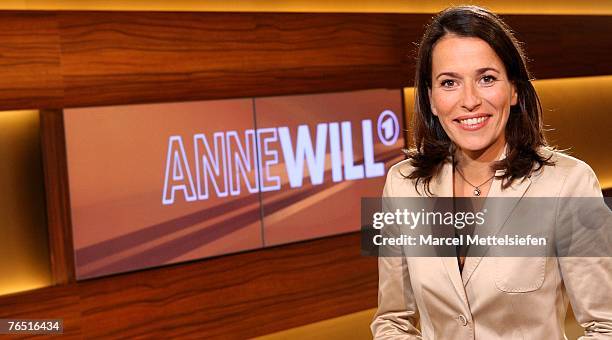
top-left (371, 6), bottom-right (612, 339)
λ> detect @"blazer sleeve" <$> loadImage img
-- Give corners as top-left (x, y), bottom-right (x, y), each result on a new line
top-left (371, 168), bottom-right (422, 339)
top-left (557, 161), bottom-right (612, 339)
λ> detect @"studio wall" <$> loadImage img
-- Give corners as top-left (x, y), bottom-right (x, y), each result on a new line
top-left (0, 7), bottom-right (609, 339)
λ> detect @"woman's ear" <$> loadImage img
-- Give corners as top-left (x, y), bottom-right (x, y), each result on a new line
top-left (428, 88), bottom-right (438, 116)
top-left (511, 82), bottom-right (518, 106)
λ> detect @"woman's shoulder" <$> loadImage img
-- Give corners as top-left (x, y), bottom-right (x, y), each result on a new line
top-left (383, 157), bottom-right (446, 196)
top-left (536, 147), bottom-right (596, 177)
top-left (383, 158), bottom-right (419, 197)
top-left (387, 158), bottom-right (415, 179)
top-left (533, 147), bottom-right (601, 196)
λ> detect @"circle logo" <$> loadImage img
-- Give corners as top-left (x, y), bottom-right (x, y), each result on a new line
top-left (377, 110), bottom-right (399, 146)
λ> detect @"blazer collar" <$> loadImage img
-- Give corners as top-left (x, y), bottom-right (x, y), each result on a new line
top-left (462, 171), bottom-right (532, 285)
top-left (430, 144), bottom-right (531, 198)
top-left (433, 145), bottom-right (533, 292)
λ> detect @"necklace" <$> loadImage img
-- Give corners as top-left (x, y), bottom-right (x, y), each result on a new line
top-left (455, 168), bottom-right (495, 196)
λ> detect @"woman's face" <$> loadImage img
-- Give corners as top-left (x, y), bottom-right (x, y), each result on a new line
top-left (429, 34), bottom-right (517, 154)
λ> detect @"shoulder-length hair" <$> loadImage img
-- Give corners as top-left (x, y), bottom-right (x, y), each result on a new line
top-left (406, 5), bottom-right (553, 195)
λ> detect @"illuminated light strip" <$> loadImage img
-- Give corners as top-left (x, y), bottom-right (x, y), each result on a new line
top-left (1, 0), bottom-right (610, 15)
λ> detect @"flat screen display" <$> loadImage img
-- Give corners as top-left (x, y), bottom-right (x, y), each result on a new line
top-left (64, 89), bottom-right (405, 279)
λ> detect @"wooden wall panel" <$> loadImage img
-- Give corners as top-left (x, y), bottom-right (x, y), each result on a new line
top-left (56, 12), bottom-right (415, 107)
top-left (55, 12), bottom-right (612, 108)
top-left (0, 12), bottom-right (610, 110)
top-left (76, 233), bottom-right (376, 339)
top-left (40, 109), bottom-right (76, 285)
top-left (0, 284), bottom-right (82, 339)
top-left (505, 15), bottom-right (612, 80)
top-left (0, 233), bottom-right (377, 339)
top-left (0, 12), bottom-right (63, 111)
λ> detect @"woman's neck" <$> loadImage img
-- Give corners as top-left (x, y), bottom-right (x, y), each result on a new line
top-left (455, 137), bottom-right (506, 179)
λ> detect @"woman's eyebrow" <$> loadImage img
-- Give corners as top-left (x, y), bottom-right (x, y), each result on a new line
top-left (435, 71), bottom-right (461, 79)
top-left (476, 67), bottom-right (500, 74)
top-left (435, 67), bottom-right (501, 80)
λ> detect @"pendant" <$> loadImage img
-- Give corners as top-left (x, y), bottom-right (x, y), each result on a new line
top-left (473, 187), bottom-right (481, 196)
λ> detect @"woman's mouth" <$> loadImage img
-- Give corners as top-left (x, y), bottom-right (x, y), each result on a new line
top-left (453, 115), bottom-right (491, 131)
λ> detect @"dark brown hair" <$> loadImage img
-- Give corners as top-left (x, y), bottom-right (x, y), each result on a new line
top-left (406, 5), bottom-right (553, 195)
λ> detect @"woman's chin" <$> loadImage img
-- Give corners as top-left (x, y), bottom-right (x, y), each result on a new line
top-left (453, 139), bottom-right (498, 154)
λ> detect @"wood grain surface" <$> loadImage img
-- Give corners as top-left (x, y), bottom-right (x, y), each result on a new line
top-left (0, 232), bottom-right (377, 339)
top-left (56, 11), bottom-right (415, 108)
top-left (0, 12), bottom-right (63, 110)
top-left (0, 284), bottom-right (82, 339)
top-left (504, 15), bottom-right (612, 80)
top-left (0, 12), bottom-right (610, 110)
top-left (40, 109), bottom-right (76, 285)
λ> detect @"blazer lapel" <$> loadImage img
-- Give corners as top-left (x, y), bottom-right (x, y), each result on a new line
top-left (461, 169), bottom-right (532, 286)
top-left (428, 150), bottom-right (533, 297)
top-left (431, 160), bottom-right (472, 307)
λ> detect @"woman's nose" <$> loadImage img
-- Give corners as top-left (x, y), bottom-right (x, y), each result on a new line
top-left (461, 82), bottom-right (482, 111)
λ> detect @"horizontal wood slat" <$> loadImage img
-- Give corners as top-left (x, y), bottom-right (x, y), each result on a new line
top-left (56, 12), bottom-right (415, 108)
top-left (504, 15), bottom-right (612, 80)
top-left (0, 232), bottom-right (377, 339)
top-left (0, 12), bottom-right (610, 110)
top-left (0, 284), bottom-right (82, 339)
top-left (0, 12), bottom-right (63, 110)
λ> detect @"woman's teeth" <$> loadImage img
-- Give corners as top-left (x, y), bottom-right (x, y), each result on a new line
top-left (459, 116), bottom-right (488, 126)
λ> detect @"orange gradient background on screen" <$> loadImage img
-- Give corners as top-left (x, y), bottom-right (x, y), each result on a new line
top-left (65, 89), bottom-right (405, 279)
top-left (255, 90), bottom-right (404, 246)
top-left (65, 99), bottom-right (263, 279)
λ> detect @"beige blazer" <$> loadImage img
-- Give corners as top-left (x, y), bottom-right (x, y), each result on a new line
top-left (371, 149), bottom-right (612, 339)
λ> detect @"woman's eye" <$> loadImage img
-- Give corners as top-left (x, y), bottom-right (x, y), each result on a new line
top-left (441, 79), bottom-right (456, 88)
top-left (481, 75), bottom-right (497, 85)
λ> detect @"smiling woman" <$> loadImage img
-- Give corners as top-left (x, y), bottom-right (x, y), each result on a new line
top-left (430, 36), bottom-right (517, 154)
top-left (371, 5), bottom-right (612, 340)
top-left (407, 5), bottom-right (554, 197)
